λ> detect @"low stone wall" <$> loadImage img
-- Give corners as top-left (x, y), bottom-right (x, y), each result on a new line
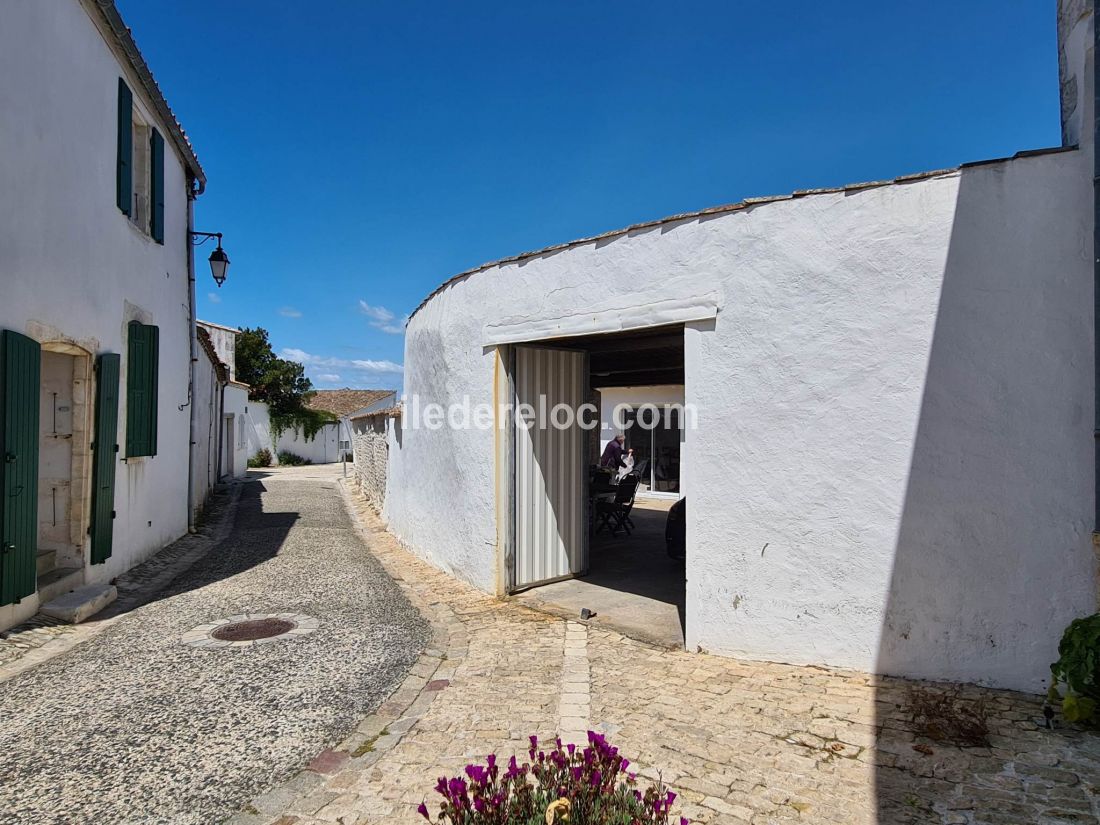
top-left (350, 416), bottom-right (388, 510)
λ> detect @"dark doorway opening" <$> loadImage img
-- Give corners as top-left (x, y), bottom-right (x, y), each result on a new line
top-left (512, 324), bottom-right (687, 648)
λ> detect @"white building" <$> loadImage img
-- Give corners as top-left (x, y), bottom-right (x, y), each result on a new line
top-left (359, 0), bottom-right (1099, 692)
top-left (0, 1), bottom-right (213, 630)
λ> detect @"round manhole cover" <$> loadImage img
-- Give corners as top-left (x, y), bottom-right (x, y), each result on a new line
top-left (181, 612), bottom-right (319, 649)
top-left (211, 618), bottom-right (295, 642)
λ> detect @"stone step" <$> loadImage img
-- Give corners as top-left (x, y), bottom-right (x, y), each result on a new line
top-left (36, 566), bottom-right (83, 603)
top-left (36, 548), bottom-right (57, 577)
top-left (39, 583), bottom-right (116, 624)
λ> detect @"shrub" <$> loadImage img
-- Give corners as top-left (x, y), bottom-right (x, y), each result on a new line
top-left (1049, 613), bottom-right (1100, 725)
top-left (247, 448), bottom-right (272, 468)
top-left (418, 732), bottom-right (686, 825)
top-left (276, 450), bottom-right (312, 466)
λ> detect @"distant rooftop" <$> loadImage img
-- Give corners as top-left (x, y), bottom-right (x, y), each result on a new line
top-left (307, 389), bottom-right (394, 418)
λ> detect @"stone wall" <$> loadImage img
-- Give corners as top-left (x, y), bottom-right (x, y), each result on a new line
top-left (351, 416), bottom-right (389, 511)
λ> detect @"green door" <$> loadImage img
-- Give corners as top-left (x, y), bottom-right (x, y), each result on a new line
top-left (0, 331), bottom-right (41, 606)
top-left (90, 354), bottom-right (120, 565)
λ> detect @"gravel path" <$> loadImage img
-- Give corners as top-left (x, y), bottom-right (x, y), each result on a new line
top-left (0, 468), bottom-right (429, 825)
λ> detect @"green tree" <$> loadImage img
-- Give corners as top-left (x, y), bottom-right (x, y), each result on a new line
top-left (235, 327), bottom-right (314, 417)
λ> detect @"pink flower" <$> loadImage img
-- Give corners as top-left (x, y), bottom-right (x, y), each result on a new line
top-left (416, 802), bottom-right (430, 819)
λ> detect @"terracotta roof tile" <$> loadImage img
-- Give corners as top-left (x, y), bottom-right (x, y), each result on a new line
top-left (306, 389), bottom-right (394, 418)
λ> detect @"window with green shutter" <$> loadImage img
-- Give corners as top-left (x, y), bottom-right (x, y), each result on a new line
top-left (150, 127), bottom-right (164, 244)
top-left (116, 78), bottom-right (133, 216)
top-left (126, 322), bottom-right (159, 458)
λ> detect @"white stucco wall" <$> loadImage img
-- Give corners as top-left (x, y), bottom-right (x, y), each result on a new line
top-left (276, 423), bottom-right (340, 465)
top-left (191, 343), bottom-right (220, 517)
top-left (386, 148), bottom-right (1096, 691)
top-left (222, 383), bottom-right (250, 479)
top-left (0, 0), bottom-right (197, 626)
top-left (197, 320), bottom-right (239, 381)
top-left (242, 401), bottom-right (274, 462)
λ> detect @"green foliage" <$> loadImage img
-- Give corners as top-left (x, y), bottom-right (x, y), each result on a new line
top-left (247, 448), bottom-right (273, 469)
top-left (276, 450), bottom-right (312, 466)
top-left (1049, 614), bottom-right (1100, 725)
top-left (235, 327), bottom-right (314, 417)
top-left (269, 406), bottom-right (335, 444)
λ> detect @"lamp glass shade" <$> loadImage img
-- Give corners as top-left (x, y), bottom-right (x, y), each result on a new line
top-left (209, 246), bottom-right (230, 286)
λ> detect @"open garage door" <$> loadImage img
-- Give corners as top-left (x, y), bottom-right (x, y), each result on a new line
top-left (513, 345), bottom-right (587, 590)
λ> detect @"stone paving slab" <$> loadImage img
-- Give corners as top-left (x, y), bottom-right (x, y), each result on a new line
top-left (236, 481), bottom-right (1100, 825)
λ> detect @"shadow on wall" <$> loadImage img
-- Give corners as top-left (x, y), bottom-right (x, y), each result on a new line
top-left (873, 157), bottom-right (1095, 819)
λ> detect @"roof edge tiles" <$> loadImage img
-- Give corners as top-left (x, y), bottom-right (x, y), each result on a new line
top-left (407, 146), bottom-right (1076, 322)
top-left (88, 0), bottom-right (206, 192)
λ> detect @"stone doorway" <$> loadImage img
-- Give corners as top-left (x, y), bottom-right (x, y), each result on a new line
top-left (37, 345), bottom-right (91, 603)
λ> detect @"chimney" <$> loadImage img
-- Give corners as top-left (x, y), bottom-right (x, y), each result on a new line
top-left (1059, 0), bottom-right (1095, 149)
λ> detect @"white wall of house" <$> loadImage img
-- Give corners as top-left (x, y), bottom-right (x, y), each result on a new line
top-left (276, 423), bottom-right (340, 464)
top-left (0, 0), bottom-right (198, 628)
top-left (384, 145), bottom-right (1095, 692)
top-left (197, 320), bottom-right (239, 381)
top-left (222, 383), bottom-right (250, 480)
top-left (242, 401), bottom-right (274, 461)
top-left (192, 343), bottom-right (221, 518)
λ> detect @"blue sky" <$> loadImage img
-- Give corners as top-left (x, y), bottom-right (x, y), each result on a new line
top-left (117, 1), bottom-right (1062, 391)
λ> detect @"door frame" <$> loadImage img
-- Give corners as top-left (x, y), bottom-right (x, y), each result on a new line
top-left (39, 342), bottom-right (94, 566)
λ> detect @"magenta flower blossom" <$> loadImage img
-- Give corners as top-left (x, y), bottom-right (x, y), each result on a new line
top-left (424, 733), bottom-right (687, 825)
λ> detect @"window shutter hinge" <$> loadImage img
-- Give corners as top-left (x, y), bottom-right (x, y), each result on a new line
top-left (111, 511), bottom-right (116, 519)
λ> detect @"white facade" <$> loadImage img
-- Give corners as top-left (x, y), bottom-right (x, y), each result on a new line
top-left (0, 0), bottom-right (207, 629)
top-left (237, 401), bottom-right (343, 466)
top-left (197, 320), bottom-right (239, 381)
top-left (375, 3), bottom-right (1098, 692)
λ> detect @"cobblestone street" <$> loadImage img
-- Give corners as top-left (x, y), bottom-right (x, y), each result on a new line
top-left (226, 483), bottom-right (1100, 825)
top-left (2, 470), bottom-right (1099, 825)
top-left (0, 467), bottom-right (428, 825)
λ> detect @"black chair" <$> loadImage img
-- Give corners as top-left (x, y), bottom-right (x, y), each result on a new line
top-left (596, 476), bottom-right (639, 536)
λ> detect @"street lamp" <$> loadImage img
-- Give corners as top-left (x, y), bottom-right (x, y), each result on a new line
top-left (190, 231), bottom-right (231, 287)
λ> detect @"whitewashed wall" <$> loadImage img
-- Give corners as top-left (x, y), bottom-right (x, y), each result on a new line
top-left (191, 343), bottom-right (220, 518)
top-left (222, 383), bottom-right (250, 479)
top-left (276, 423), bottom-right (340, 464)
top-left (197, 321), bottom-right (238, 381)
top-left (242, 401), bottom-right (274, 462)
top-left (0, 0), bottom-right (196, 627)
top-left (386, 148), bottom-right (1095, 691)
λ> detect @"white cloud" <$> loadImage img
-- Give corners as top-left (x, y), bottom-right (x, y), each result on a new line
top-left (280, 347), bottom-right (403, 375)
top-left (279, 306), bottom-right (303, 318)
top-left (359, 301), bottom-right (407, 335)
top-left (316, 373), bottom-right (342, 382)
top-left (207, 292), bottom-right (222, 304)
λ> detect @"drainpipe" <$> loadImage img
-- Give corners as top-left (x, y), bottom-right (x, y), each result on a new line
top-left (186, 183), bottom-right (199, 532)
top-left (216, 379), bottom-right (225, 480)
top-left (1094, 0), bottom-right (1100, 541)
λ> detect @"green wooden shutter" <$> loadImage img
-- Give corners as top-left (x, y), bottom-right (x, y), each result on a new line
top-left (91, 354), bottom-right (120, 565)
top-left (150, 127), bottom-right (164, 244)
top-left (0, 331), bottom-right (41, 606)
top-left (126, 322), bottom-right (159, 457)
top-left (116, 78), bottom-right (133, 216)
